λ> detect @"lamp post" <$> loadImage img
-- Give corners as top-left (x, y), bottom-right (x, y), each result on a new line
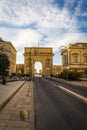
top-left (66, 66), bottom-right (69, 83)
top-left (59, 46), bottom-right (69, 83)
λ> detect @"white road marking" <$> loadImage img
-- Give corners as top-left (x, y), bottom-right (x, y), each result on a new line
top-left (57, 85), bottom-right (87, 104)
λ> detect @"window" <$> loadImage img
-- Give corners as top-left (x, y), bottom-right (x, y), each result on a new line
top-left (74, 55), bottom-right (78, 63)
top-left (85, 70), bottom-right (87, 74)
top-left (73, 53), bottom-right (78, 63)
top-left (64, 55), bottom-right (68, 65)
top-left (83, 54), bottom-right (87, 63)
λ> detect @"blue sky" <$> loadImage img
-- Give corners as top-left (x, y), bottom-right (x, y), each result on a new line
top-left (0, 0), bottom-right (87, 65)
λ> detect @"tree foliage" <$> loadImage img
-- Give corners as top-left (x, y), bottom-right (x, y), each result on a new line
top-left (58, 71), bottom-right (81, 81)
top-left (0, 53), bottom-right (10, 76)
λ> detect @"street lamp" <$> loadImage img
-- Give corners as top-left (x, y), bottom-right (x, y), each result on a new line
top-left (59, 46), bottom-right (69, 83)
top-left (66, 66), bottom-right (69, 83)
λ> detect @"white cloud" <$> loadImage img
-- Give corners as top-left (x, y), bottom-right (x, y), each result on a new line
top-left (38, 6), bottom-right (71, 29)
top-left (13, 29), bottom-right (42, 48)
top-left (44, 32), bottom-right (87, 52)
top-left (0, 0), bottom-right (73, 30)
top-left (0, 0), bottom-right (54, 26)
top-left (12, 29), bottom-right (42, 63)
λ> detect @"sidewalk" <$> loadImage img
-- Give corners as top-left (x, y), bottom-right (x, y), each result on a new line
top-left (0, 81), bottom-right (34, 130)
top-left (47, 77), bottom-right (87, 87)
top-left (0, 81), bottom-right (25, 110)
top-left (68, 80), bottom-right (87, 87)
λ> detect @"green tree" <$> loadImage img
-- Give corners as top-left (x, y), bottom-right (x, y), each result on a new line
top-left (58, 71), bottom-right (81, 81)
top-left (0, 54), bottom-right (10, 84)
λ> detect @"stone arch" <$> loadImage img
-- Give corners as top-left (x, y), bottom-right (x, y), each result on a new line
top-left (23, 47), bottom-right (54, 76)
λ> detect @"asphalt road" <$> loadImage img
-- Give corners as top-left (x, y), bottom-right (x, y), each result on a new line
top-left (47, 77), bottom-right (87, 98)
top-left (34, 77), bottom-right (87, 130)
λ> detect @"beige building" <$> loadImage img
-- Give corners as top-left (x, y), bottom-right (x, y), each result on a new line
top-left (61, 43), bottom-right (87, 76)
top-left (16, 64), bottom-right (24, 74)
top-left (0, 37), bottom-right (17, 75)
top-left (23, 47), bottom-right (54, 76)
top-left (53, 65), bottom-right (62, 75)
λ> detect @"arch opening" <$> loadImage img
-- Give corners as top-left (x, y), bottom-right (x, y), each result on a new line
top-left (34, 62), bottom-right (42, 76)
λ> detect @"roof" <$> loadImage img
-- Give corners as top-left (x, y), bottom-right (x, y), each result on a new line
top-left (0, 37), bottom-right (4, 42)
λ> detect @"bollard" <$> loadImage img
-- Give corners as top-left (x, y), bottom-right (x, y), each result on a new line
top-left (20, 110), bottom-right (29, 121)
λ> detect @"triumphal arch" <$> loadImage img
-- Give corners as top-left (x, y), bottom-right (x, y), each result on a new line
top-left (23, 47), bottom-right (54, 76)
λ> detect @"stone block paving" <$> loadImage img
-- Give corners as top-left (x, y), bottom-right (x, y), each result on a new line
top-left (0, 81), bottom-right (34, 130)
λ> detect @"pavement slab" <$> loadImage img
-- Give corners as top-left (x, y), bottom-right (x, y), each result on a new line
top-left (0, 81), bottom-right (25, 110)
top-left (0, 81), bottom-right (34, 130)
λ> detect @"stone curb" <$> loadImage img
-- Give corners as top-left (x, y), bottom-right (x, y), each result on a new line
top-left (0, 81), bottom-right (25, 111)
top-left (30, 81), bottom-right (35, 130)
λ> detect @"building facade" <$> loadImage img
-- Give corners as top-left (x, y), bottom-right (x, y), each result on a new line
top-left (61, 43), bottom-right (87, 77)
top-left (53, 65), bottom-right (62, 75)
top-left (23, 47), bottom-right (54, 76)
top-left (0, 38), bottom-right (17, 75)
top-left (16, 64), bottom-right (24, 74)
